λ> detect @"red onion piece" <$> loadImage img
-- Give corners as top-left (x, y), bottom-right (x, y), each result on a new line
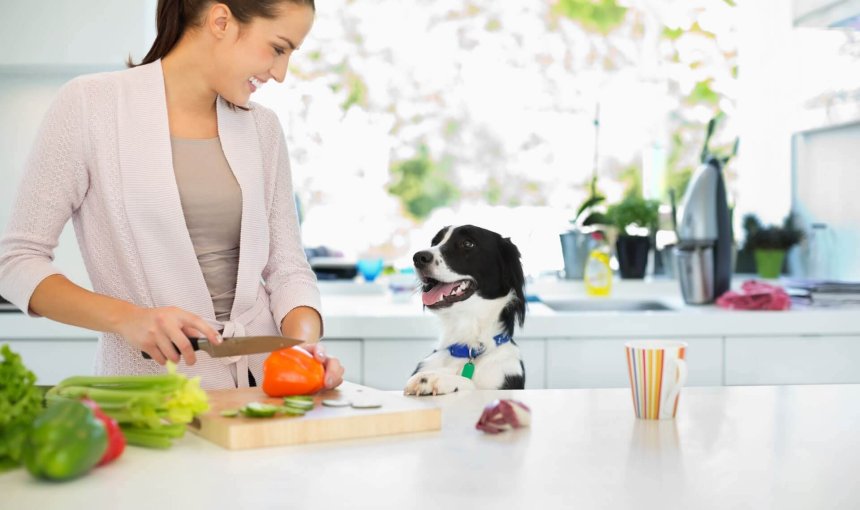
top-left (476, 399), bottom-right (531, 434)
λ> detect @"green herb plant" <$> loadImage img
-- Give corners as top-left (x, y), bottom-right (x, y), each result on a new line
top-left (742, 213), bottom-right (804, 251)
top-left (605, 196), bottom-right (660, 236)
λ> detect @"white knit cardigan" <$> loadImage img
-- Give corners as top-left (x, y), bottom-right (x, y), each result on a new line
top-left (0, 60), bottom-right (322, 389)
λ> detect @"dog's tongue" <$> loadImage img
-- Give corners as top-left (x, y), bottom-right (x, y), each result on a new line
top-left (422, 281), bottom-right (460, 306)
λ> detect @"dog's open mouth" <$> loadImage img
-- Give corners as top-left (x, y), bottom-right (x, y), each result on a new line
top-left (421, 277), bottom-right (477, 308)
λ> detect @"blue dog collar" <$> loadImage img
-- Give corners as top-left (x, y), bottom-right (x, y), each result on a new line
top-left (448, 334), bottom-right (511, 359)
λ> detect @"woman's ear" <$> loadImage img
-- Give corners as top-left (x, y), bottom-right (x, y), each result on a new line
top-left (207, 3), bottom-right (232, 40)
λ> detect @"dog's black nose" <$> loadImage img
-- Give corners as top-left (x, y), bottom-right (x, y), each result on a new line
top-left (413, 251), bottom-right (434, 268)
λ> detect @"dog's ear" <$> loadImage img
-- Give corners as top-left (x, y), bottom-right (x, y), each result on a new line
top-left (499, 236), bottom-right (526, 328)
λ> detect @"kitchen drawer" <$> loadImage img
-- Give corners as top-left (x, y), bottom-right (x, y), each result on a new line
top-left (725, 335), bottom-right (860, 385)
top-left (546, 337), bottom-right (723, 389)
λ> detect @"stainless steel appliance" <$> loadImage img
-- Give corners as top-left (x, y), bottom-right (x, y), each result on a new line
top-left (675, 156), bottom-right (733, 304)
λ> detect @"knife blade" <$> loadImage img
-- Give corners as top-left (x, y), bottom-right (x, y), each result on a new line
top-left (141, 335), bottom-right (305, 359)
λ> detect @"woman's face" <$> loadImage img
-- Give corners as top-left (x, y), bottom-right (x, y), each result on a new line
top-left (211, 2), bottom-right (315, 106)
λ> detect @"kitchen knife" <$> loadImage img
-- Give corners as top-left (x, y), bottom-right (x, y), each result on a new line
top-left (141, 335), bottom-right (305, 359)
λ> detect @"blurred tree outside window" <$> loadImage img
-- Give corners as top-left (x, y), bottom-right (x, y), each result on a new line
top-left (251, 0), bottom-right (743, 275)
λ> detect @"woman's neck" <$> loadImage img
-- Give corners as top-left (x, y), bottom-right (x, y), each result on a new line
top-left (161, 36), bottom-right (219, 138)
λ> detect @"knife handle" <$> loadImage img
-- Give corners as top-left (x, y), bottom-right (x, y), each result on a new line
top-left (141, 336), bottom-right (200, 359)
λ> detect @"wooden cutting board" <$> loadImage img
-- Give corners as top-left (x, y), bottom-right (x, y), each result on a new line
top-left (189, 382), bottom-right (441, 450)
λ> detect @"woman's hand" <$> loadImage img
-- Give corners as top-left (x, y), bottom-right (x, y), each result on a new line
top-left (117, 306), bottom-right (221, 366)
top-left (300, 343), bottom-right (345, 390)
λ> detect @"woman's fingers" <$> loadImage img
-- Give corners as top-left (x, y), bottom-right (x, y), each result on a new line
top-left (144, 345), bottom-right (167, 366)
top-left (324, 357), bottom-right (345, 389)
top-left (168, 327), bottom-right (196, 366)
top-left (183, 315), bottom-right (222, 345)
top-left (155, 335), bottom-right (181, 364)
top-left (301, 342), bottom-right (327, 363)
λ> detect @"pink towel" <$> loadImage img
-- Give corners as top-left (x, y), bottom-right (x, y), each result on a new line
top-left (716, 280), bottom-right (791, 311)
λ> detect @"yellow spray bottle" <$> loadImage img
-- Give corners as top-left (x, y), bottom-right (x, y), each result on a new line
top-left (584, 231), bottom-right (612, 297)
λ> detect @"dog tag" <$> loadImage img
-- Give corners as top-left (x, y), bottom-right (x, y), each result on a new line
top-left (461, 361), bottom-right (475, 379)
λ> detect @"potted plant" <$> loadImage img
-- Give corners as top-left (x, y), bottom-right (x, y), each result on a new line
top-left (560, 104), bottom-right (607, 279)
top-left (560, 179), bottom-right (607, 280)
top-left (606, 196), bottom-right (660, 279)
top-left (742, 213), bottom-right (803, 279)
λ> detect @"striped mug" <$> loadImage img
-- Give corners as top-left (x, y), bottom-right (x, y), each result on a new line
top-left (625, 341), bottom-right (688, 420)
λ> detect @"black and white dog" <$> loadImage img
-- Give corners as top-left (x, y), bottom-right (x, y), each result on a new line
top-left (404, 225), bottom-right (526, 395)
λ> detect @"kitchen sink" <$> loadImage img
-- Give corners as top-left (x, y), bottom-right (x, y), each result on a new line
top-left (539, 298), bottom-right (675, 313)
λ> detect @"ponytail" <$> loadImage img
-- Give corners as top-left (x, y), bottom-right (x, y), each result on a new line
top-left (128, 0), bottom-right (187, 68)
top-left (128, 0), bottom-right (316, 68)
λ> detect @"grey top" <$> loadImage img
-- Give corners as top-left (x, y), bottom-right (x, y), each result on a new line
top-left (171, 137), bottom-right (242, 322)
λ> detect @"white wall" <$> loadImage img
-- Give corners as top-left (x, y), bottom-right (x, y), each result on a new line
top-left (0, 1), bottom-right (158, 294)
top-left (0, 75), bottom-right (93, 289)
top-left (0, 1), bottom-right (156, 68)
top-left (735, 0), bottom-right (797, 226)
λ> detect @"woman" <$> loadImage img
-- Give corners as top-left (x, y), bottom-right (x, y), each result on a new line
top-left (0, 0), bottom-right (344, 390)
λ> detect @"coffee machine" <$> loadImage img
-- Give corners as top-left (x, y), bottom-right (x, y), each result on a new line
top-left (675, 155), bottom-right (733, 304)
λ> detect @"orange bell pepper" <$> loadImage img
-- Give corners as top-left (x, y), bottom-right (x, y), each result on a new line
top-left (262, 347), bottom-right (325, 397)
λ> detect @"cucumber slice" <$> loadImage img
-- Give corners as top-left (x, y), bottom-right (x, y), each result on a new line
top-left (220, 409), bottom-right (240, 418)
top-left (283, 396), bottom-right (315, 410)
top-left (241, 402), bottom-right (280, 418)
top-left (278, 406), bottom-right (307, 416)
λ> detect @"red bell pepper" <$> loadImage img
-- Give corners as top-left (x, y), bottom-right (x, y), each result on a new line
top-left (262, 347), bottom-right (325, 397)
top-left (81, 398), bottom-right (126, 466)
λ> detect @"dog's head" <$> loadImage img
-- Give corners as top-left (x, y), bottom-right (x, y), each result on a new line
top-left (413, 225), bottom-right (526, 331)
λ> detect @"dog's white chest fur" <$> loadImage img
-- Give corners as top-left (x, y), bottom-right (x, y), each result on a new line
top-left (405, 292), bottom-right (525, 395)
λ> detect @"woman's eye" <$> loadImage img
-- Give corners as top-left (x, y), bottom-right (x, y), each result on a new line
top-left (462, 240), bottom-right (475, 249)
top-left (274, 46), bottom-right (285, 56)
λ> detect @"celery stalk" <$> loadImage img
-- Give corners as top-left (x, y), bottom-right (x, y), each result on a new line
top-left (46, 363), bottom-right (209, 448)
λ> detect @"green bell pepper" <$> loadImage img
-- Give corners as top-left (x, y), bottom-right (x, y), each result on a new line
top-left (24, 399), bottom-right (107, 481)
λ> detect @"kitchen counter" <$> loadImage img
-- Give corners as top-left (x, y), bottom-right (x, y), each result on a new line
top-left (4, 383), bottom-right (860, 510)
top-left (5, 277), bottom-right (860, 388)
top-left (319, 279), bottom-right (860, 338)
top-left (3, 278), bottom-right (859, 339)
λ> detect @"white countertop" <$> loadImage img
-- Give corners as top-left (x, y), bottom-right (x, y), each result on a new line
top-left (3, 277), bottom-right (859, 339)
top-left (4, 384), bottom-right (860, 510)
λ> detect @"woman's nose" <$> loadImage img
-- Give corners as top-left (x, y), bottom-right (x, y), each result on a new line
top-left (271, 57), bottom-right (289, 83)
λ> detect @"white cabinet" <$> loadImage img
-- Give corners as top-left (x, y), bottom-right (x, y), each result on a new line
top-left (322, 339), bottom-right (362, 385)
top-left (517, 339), bottom-right (546, 389)
top-left (360, 338), bottom-right (547, 390)
top-left (725, 336), bottom-right (860, 385)
top-left (0, 1), bottom-right (157, 70)
top-left (362, 338), bottom-right (438, 390)
top-left (6, 338), bottom-right (98, 385)
top-left (546, 337), bottom-right (723, 389)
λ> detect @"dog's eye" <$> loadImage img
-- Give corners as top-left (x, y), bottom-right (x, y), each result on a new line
top-left (461, 240), bottom-right (475, 249)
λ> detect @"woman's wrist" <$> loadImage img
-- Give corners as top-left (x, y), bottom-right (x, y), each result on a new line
top-left (105, 301), bottom-right (140, 335)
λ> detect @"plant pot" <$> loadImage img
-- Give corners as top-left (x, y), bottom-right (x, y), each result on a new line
top-left (559, 229), bottom-right (595, 280)
top-left (754, 249), bottom-right (785, 279)
top-left (615, 235), bottom-right (650, 279)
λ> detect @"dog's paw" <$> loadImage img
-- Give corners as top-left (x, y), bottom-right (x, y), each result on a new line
top-left (404, 372), bottom-right (474, 396)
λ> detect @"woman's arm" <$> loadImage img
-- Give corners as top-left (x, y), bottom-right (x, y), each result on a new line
top-left (279, 305), bottom-right (322, 342)
top-left (258, 109), bottom-right (324, 335)
top-left (30, 274), bottom-right (220, 366)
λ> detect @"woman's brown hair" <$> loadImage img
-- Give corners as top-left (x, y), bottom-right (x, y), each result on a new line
top-left (128, 0), bottom-right (315, 68)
